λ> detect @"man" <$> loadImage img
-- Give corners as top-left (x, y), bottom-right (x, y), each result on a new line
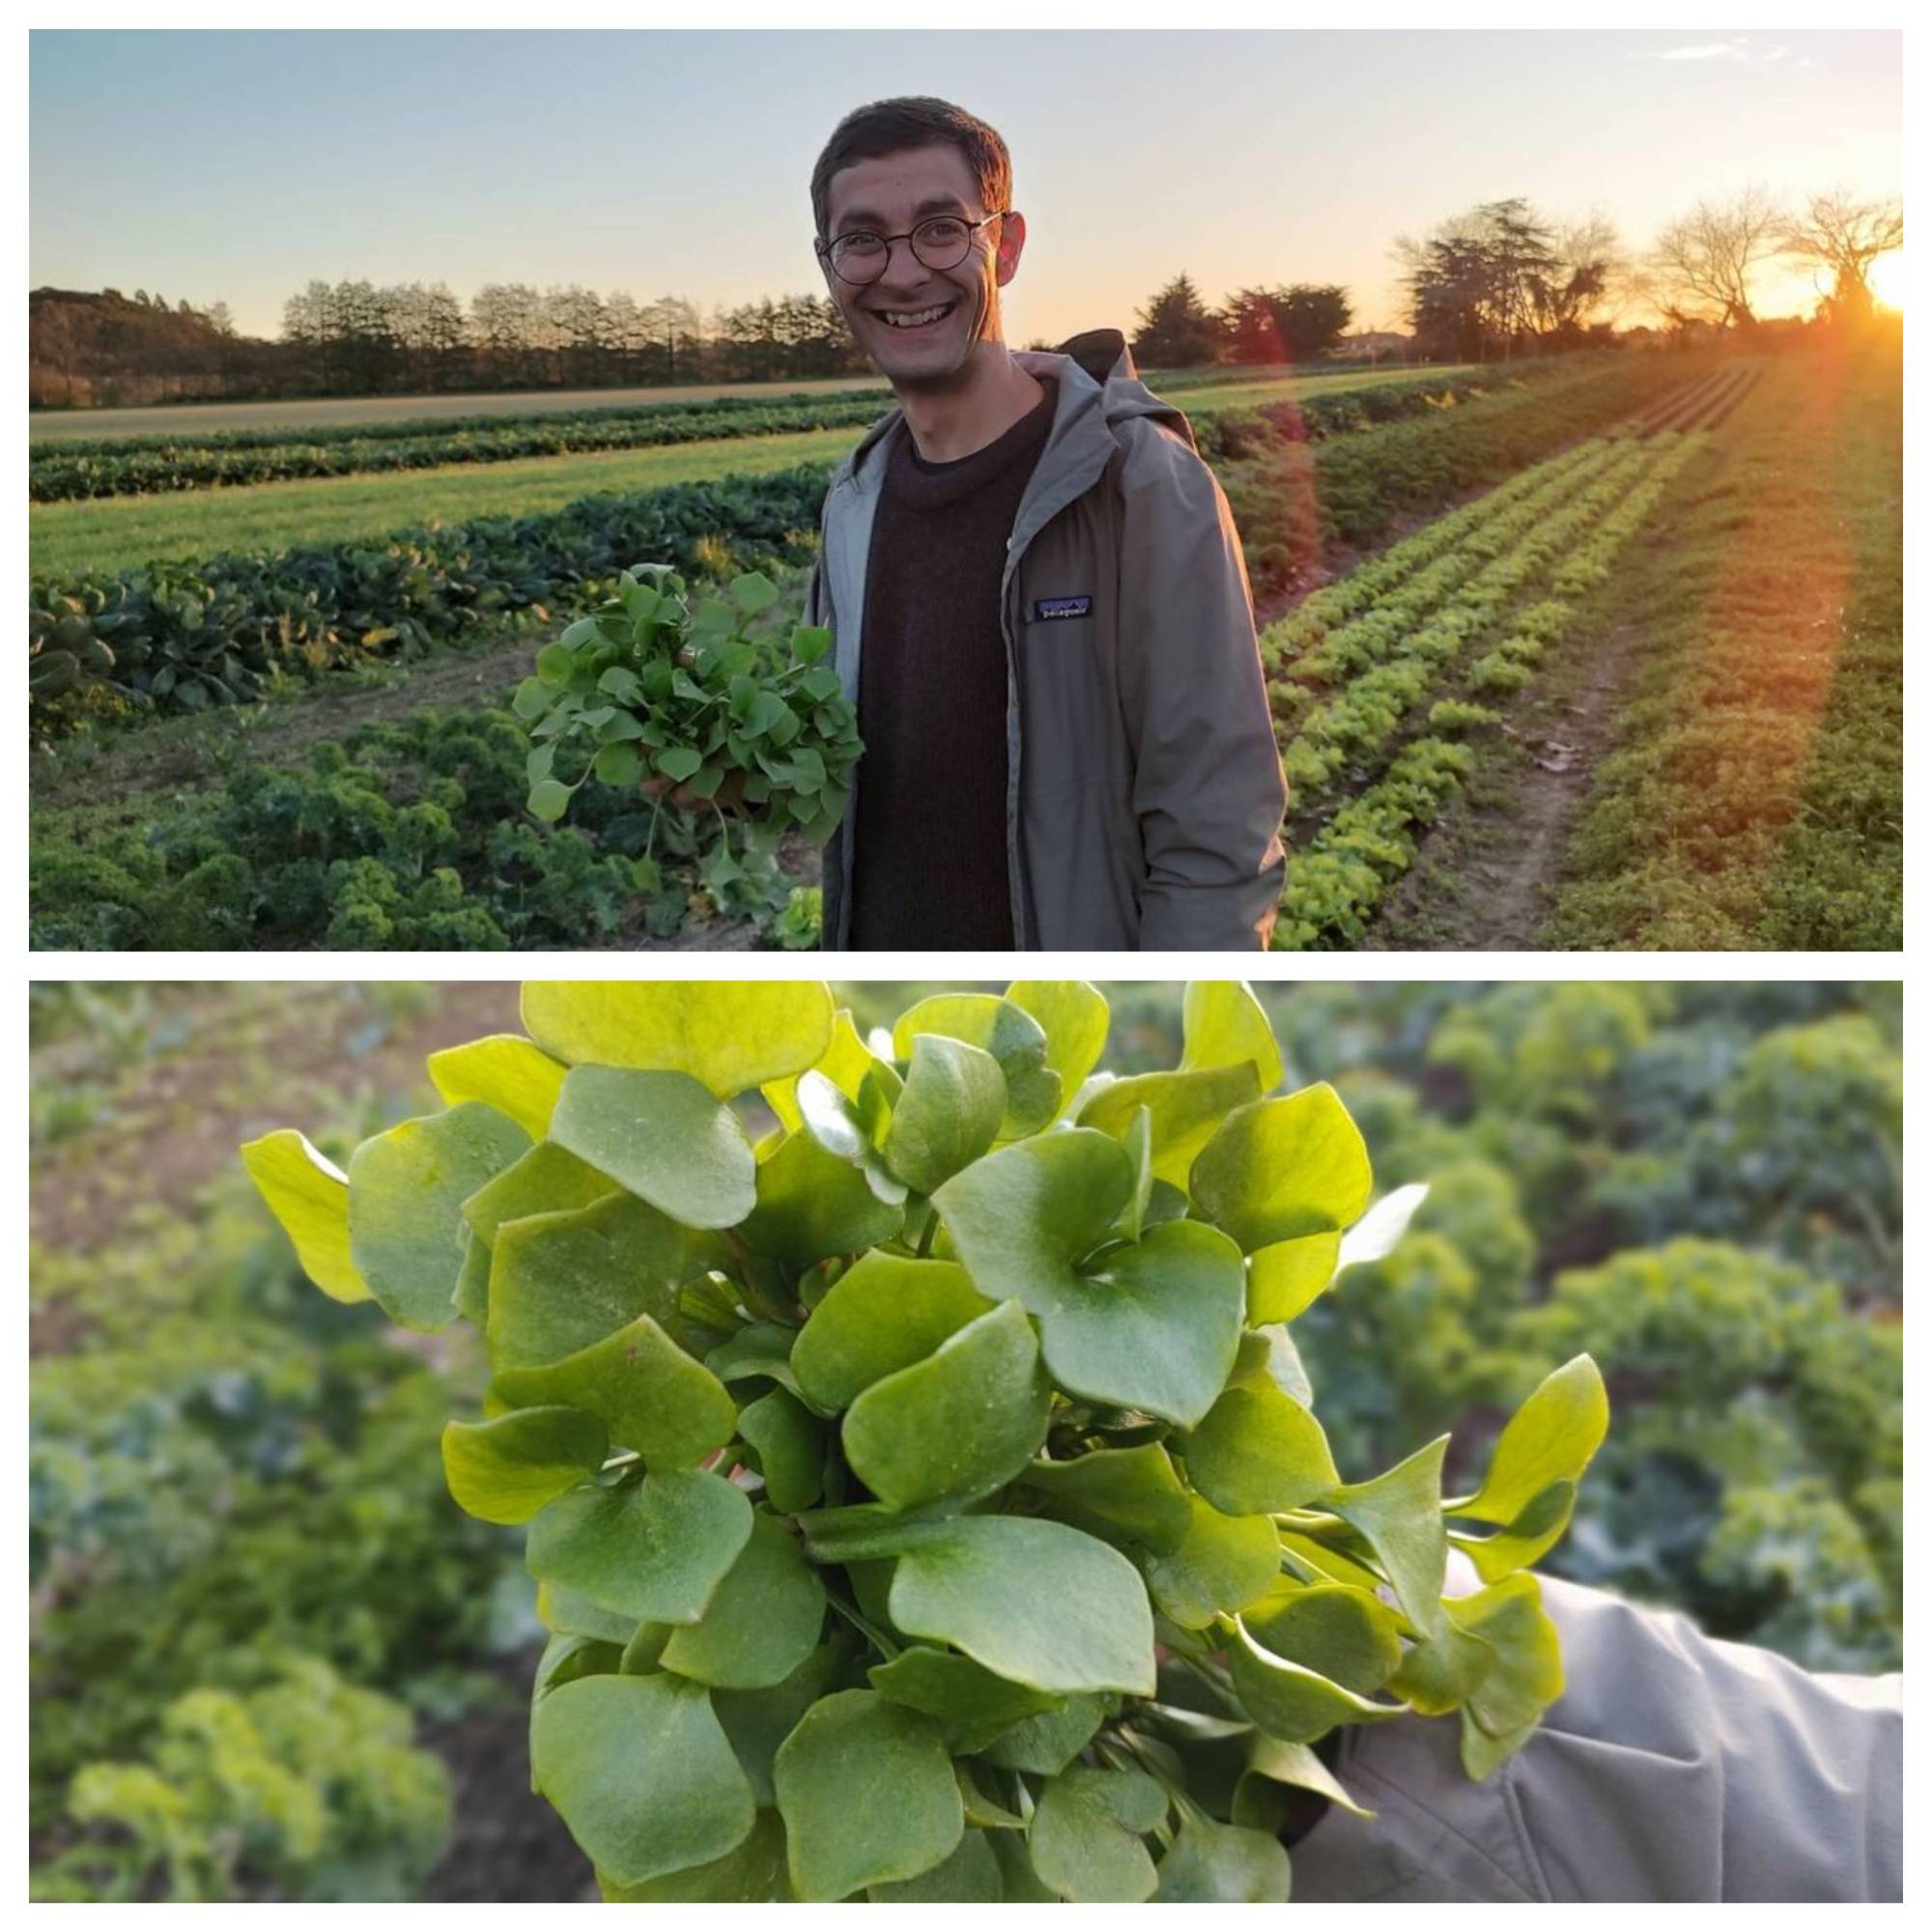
top-left (805, 96), bottom-right (1287, 951)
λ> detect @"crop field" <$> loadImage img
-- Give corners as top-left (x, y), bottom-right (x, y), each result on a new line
top-left (25, 344), bottom-right (1900, 952)
top-left (27, 362), bottom-right (1476, 574)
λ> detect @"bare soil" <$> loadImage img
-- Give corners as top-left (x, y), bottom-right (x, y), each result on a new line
top-left (31, 982), bottom-right (523, 1267)
top-left (1368, 614), bottom-right (1642, 950)
top-left (418, 1651), bottom-right (597, 1904)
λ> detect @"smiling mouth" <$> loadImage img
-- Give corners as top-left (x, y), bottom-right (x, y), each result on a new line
top-left (872, 300), bottom-right (958, 331)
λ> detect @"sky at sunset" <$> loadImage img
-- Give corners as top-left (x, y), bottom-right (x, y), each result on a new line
top-left (30, 27), bottom-right (1902, 347)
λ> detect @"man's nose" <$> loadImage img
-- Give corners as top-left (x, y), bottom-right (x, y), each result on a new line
top-left (875, 237), bottom-right (933, 291)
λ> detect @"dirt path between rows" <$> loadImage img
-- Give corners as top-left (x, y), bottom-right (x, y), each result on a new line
top-left (1370, 616), bottom-right (1642, 949)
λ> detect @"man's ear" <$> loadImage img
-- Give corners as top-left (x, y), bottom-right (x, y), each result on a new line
top-left (994, 212), bottom-right (1027, 289)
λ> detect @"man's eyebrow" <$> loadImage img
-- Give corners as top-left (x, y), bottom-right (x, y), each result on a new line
top-left (834, 195), bottom-right (970, 230)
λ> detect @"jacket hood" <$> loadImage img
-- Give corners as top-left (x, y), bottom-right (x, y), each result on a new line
top-left (831, 327), bottom-right (1197, 493)
top-left (1046, 327), bottom-right (1198, 450)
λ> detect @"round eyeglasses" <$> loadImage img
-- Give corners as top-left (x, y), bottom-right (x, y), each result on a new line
top-left (816, 212), bottom-right (1009, 286)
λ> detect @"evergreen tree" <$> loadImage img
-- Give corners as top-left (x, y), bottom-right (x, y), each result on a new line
top-left (1130, 271), bottom-right (1222, 367)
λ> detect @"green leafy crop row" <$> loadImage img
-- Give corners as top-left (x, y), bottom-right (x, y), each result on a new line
top-left (30, 702), bottom-right (821, 952)
top-left (30, 468), bottom-right (828, 736)
top-left (30, 389), bottom-right (897, 503)
top-left (1270, 428), bottom-right (1710, 948)
top-left (28, 363), bottom-right (1469, 504)
top-left (1222, 352), bottom-right (1700, 598)
top-left (247, 980), bottom-right (1607, 1902)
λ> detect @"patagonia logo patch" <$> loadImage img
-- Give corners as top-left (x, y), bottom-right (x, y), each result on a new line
top-left (1032, 595), bottom-right (1094, 621)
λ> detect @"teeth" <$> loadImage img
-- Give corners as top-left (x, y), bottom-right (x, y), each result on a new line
top-left (881, 304), bottom-right (952, 328)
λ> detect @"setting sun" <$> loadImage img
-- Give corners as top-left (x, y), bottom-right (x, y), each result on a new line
top-left (1868, 249), bottom-right (1905, 310)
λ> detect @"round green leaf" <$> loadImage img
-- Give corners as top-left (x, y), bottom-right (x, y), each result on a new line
top-left (792, 1067), bottom-right (906, 1205)
top-left (893, 994), bottom-right (1062, 1138)
top-left (842, 1300), bottom-right (1052, 1511)
top-left (931, 1127), bottom-right (1134, 1311)
top-left (1151, 1815), bottom-right (1292, 1902)
top-left (1141, 1492), bottom-right (1283, 1630)
top-left (1183, 1382), bottom-right (1340, 1517)
top-left (347, 1102), bottom-right (531, 1331)
top-left (889, 1517), bottom-right (1155, 1695)
top-left (1018, 1443), bottom-right (1194, 1555)
top-left (487, 1190), bottom-right (724, 1372)
top-left (242, 1129), bottom-right (369, 1305)
top-left (1228, 1617), bottom-right (1406, 1743)
top-left (738, 1127), bottom-right (905, 1264)
top-left (1179, 980), bottom-right (1285, 1094)
top-left (1446, 1573), bottom-right (1565, 1739)
top-left (1244, 1582), bottom-right (1406, 1695)
top-left (659, 1512), bottom-right (826, 1689)
top-left (593, 741), bottom-right (644, 786)
top-left (762, 1009), bottom-right (879, 1132)
top-left (531, 1672), bottom-right (754, 1887)
top-left (792, 1254), bottom-right (992, 1413)
top-left (881, 1036), bottom-right (1008, 1195)
top-left (773, 1690), bottom-right (964, 1901)
top-left (427, 1034), bottom-right (570, 1141)
top-left (529, 778), bottom-right (573, 822)
top-left (737, 1388), bottom-right (824, 1514)
top-left (1247, 1231), bottom-right (1343, 1322)
top-left (1077, 1062), bottom-right (1263, 1189)
top-left (1031, 1219), bottom-right (1247, 1429)
top-left (982, 1693), bottom-right (1111, 1776)
top-left (550, 1065), bottom-right (755, 1231)
top-left (869, 1827), bottom-right (1003, 1902)
top-left (712, 1647), bottom-right (839, 1808)
top-left (441, 1407), bottom-right (609, 1525)
top-left (525, 1468), bottom-right (752, 1623)
top-left (537, 1582), bottom-right (640, 1645)
top-left (1189, 1083), bottom-right (1374, 1253)
top-left (600, 1808), bottom-right (790, 1901)
top-left (1029, 1766), bottom-right (1165, 1903)
top-left (462, 1141), bottom-right (619, 1244)
top-left (522, 982), bottom-right (835, 1097)
top-left (867, 1646), bottom-right (1063, 1753)
top-left (1005, 980), bottom-right (1111, 1121)
top-left (493, 1313), bottom-right (735, 1467)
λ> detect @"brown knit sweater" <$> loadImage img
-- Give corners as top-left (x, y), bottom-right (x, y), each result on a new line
top-left (846, 377), bottom-right (1058, 950)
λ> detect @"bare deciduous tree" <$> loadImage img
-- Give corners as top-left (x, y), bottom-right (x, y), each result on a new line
top-left (1648, 185), bottom-right (1784, 328)
top-left (1776, 188), bottom-right (1904, 319)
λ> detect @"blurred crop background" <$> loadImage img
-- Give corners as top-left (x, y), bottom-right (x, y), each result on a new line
top-left (28, 979), bottom-right (1901, 1901)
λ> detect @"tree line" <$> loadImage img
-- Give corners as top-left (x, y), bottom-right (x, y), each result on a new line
top-left (29, 185), bottom-right (1900, 410)
top-left (27, 281), bottom-right (877, 409)
top-left (1135, 185), bottom-right (1901, 368)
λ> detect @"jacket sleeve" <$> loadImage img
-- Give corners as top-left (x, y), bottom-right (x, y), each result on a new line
top-left (1289, 1572), bottom-right (1904, 1904)
top-left (1114, 425), bottom-right (1288, 951)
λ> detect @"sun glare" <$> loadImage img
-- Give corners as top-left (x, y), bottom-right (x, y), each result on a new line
top-left (1868, 250), bottom-right (1905, 311)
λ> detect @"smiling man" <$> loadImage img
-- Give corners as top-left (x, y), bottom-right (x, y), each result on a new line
top-left (806, 97), bottom-right (1287, 952)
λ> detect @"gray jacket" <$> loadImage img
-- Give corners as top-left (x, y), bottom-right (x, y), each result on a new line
top-left (805, 330), bottom-right (1288, 951)
top-left (1292, 1572), bottom-right (1903, 1903)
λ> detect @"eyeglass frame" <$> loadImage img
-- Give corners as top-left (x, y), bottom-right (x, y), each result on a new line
top-left (814, 211), bottom-right (1012, 286)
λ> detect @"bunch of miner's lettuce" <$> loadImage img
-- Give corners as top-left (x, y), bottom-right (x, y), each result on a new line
top-left (243, 981), bottom-right (1606, 1904)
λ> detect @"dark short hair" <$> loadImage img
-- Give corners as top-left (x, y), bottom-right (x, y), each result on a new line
top-left (810, 97), bottom-right (1011, 242)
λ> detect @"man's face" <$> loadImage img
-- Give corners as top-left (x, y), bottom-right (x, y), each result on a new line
top-left (818, 142), bottom-right (1025, 388)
